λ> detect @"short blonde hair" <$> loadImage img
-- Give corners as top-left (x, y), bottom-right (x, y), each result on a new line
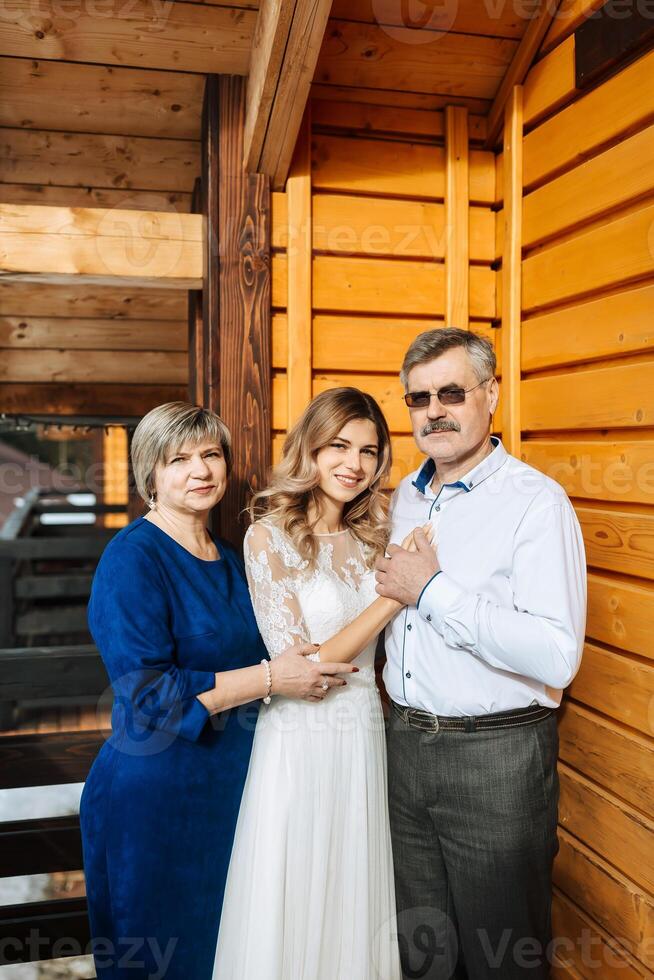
top-left (131, 402), bottom-right (232, 503)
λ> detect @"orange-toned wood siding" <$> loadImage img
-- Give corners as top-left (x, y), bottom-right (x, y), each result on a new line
top-left (516, 40), bottom-right (654, 975)
top-left (272, 103), bottom-right (500, 488)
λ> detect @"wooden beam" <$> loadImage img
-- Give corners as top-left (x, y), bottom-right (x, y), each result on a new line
top-left (0, 896), bottom-right (90, 964)
top-left (0, 731), bottom-right (106, 790)
top-left (0, 0), bottom-right (254, 75)
top-left (0, 205), bottom-right (202, 288)
top-left (197, 76), bottom-right (271, 547)
top-left (286, 108), bottom-right (312, 428)
top-left (0, 815), bottom-right (83, 878)
top-left (0, 383), bottom-right (187, 417)
top-left (485, 0), bottom-right (561, 149)
top-left (0, 645), bottom-right (107, 701)
top-left (244, 0), bottom-right (332, 188)
top-left (501, 86), bottom-right (523, 457)
top-left (444, 105), bottom-right (469, 328)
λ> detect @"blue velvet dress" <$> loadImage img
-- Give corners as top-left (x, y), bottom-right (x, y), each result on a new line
top-left (80, 516), bottom-right (267, 979)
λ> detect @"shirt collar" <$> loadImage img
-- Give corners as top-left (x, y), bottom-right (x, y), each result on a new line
top-left (411, 436), bottom-right (507, 495)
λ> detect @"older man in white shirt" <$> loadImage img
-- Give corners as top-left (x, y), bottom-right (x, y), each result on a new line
top-left (376, 328), bottom-right (586, 979)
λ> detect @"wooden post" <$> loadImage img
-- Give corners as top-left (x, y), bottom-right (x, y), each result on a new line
top-left (501, 86), bottom-right (523, 457)
top-left (195, 75), bottom-right (272, 548)
top-left (445, 105), bottom-right (469, 329)
top-left (286, 108), bottom-right (312, 427)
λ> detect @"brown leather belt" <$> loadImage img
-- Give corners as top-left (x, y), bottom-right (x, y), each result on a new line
top-left (391, 699), bottom-right (553, 733)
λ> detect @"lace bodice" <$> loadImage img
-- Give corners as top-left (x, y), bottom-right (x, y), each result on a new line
top-left (243, 521), bottom-right (379, 668)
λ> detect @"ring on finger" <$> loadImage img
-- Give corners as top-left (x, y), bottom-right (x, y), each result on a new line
top-left (321, 679), bottom-right (329, 691)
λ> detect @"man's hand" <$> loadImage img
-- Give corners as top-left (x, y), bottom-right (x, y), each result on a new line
top-left (375, 528), bottom-right (440, 606)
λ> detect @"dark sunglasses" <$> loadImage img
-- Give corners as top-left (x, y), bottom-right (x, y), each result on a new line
top-left (403, 378), bottom-right (490, 408)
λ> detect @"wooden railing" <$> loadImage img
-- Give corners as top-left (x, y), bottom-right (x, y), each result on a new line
top-left (0, 488), bottom-right (119, 972)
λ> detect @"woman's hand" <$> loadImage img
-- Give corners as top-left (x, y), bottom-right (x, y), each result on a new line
top-left (270, 642), bottom-right (358, 702)
top-left (400, 523), bottom-right (434, 553)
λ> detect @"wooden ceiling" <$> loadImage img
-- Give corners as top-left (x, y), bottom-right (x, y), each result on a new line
top-left (312, 0), bottom-right (532, 114)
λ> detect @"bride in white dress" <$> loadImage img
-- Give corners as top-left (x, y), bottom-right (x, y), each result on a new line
top-left (213, 388), bottom-right (422, 980)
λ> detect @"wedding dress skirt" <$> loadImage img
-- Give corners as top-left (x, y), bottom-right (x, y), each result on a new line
top-left (212, 523), bottom-right (401, 980)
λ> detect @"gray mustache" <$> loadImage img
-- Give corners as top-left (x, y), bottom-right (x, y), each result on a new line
top-left (421, 422), bottom-right (460, 436)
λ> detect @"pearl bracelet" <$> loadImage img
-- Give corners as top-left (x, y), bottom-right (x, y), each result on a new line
top-left (261, 659), bottom-right (272, 704)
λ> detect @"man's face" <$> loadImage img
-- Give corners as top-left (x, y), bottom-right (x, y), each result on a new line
top-left (405, 348), bottom-right (499, 465)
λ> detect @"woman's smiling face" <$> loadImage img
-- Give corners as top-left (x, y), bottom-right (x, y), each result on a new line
top-left (153, 439), bottom-right (228, 514)
top-left (314, 418), bottom-right (380, 507)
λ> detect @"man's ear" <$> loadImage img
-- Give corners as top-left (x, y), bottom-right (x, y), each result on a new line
top-left (487, 377), bottom-right (499, 416)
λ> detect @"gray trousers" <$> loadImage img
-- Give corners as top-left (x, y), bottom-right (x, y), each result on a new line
top-left (386, 707), bottom-right (559, 979)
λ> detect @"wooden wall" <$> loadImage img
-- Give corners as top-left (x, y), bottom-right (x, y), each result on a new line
top-left (271, 101), bottom-right (499, 488)
top-left (0, 55), bottom-right (205, 416)
top-left (509, 38), bottom-right (654, 979)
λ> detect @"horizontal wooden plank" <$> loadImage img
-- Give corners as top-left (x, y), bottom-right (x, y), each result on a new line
top-left (15, 573), bottom-right (93, 599)
top-left (306, 255), bottom-right (494, 318)
top-left (0, 644), bottom-right (106, 699)
top-left (315, 22), bottom-right (516, 100)
top-left (551, 888), bottom-right (647, 979)
top-left (0, 316), bottom-right (187, 351)
top-left (576, 503), bottom-right (654, 581)
top-left (0, 896), bottom-right (90, 964)
top-left (0, 128), bottom-right (200, 193)
top-left (271, 194), bottom-right (495, 261)
top-left (0, 182), bottom-right (193, 212)
top-left (520, 437), bottom-right (654, 506)
top-left (326, 0), bottom-right (529, 37)
top-left (521, 283), bottom-right (654, 372)
top-left (558, 763), bottom-right (654, 897)
top-left (311, 134), bottom-right (495, 204)
top-left (587, 571), bottom-right (654, 662)
top-left (568, 641), bottom-right (654, 733)
top-left (0, 0), bottom-right (254, 74)
top-left (15, 605), bottom-right (89, 637)
top-left (310, 100), bottom-right (488, 143)
top-left (522, 202), bottom-right (654, 311)
top-left (0, 203), bottom-right (202, 288)
top-left (523, 125), bottom-right (654, 247)
top-left (0, 382), bottom-right (186, 416)
top-left (0, 57), bottom-right (204, 140)
top-left (0, 815), bottom-right (83, 878)
top-left (313, 317), bottom-right (498, 372)
top-left (310, 82), bottom-right (491, 116)
top-left (523, 48), bottom-right (654, 189)
top-left (523, 35), bottom-right (576, 127)
top-left (0, 282), bottom-right (187, 318)
top-left (558, 700), bottom-right (653, 814)
top-left (554, 828), bottom-right (654, 970)
top-left (0, 349), bottom-right (187, 384)
top-left (0, 730), bottom-right (105, 789)
top-left (0, 534), bottom-right (114, 560)
top-left (522, 361), bottom-right (654, 431)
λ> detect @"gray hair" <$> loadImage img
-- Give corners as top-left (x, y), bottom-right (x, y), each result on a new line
top-left (131, 402), bottom-right (232, 503)
top-left (400, 328), bottom-right (496, 388)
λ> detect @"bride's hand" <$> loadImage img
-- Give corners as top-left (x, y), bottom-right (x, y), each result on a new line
top-left (270, 642), bottom-right (357, 702)
top-left (400, 523), bottom-right (434, 553)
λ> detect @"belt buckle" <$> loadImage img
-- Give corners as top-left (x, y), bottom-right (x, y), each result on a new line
top-left (414, 710), bottom-right (439, 734)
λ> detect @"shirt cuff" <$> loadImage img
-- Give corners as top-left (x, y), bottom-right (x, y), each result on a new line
top-left (417, 572), bottom-right (466, 626)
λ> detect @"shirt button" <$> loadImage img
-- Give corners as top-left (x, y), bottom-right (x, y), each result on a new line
top-left (405, 671), bottom-right (411, 679)
top-left (435, 505), bottom-right (441, 511)
top-left (426, 614), bottom-right (432, 622)
top-left (406, 623), bottom-right (412, 631)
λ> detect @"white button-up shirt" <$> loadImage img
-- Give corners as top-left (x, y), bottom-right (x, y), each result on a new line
top-left (383, 437), bottom-right (587, 716)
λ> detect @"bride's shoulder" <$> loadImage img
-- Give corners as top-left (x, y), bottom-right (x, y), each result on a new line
top-left (244, 519), bottom-right (304, 568)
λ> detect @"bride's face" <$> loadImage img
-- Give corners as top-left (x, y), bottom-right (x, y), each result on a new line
top-left (314, 418), bottom-right (380, 506)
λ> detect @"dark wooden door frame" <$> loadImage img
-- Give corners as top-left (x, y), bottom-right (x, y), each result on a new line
top-left (189, 74), bottom-right (272, 549)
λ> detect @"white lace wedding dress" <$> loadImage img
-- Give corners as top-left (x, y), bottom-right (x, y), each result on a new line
top-left (212, 520), bottom-right (401, 980)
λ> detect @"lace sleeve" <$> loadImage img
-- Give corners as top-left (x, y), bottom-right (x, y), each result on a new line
top-left (243, 522), bottom-right (313, 658)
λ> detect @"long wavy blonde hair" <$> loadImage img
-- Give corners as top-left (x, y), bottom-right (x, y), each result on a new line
top-left (249, 387), bottom-right (392, 566)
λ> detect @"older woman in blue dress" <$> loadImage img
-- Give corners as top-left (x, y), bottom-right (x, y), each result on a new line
top-left (80, 401), bottom-right (356, 980)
